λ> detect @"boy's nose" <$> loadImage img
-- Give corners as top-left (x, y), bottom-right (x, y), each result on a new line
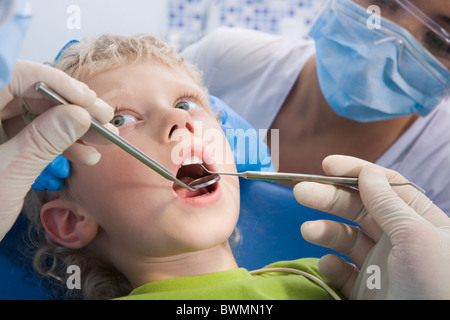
top-left (159, 108), bottom-right (195, 144)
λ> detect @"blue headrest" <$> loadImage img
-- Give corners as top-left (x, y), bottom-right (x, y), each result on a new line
top-left (234, 178), bottom-right (351, 270)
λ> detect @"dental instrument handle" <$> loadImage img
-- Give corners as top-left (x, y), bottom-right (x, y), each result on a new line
top-left (228, 171), bottom-right (425, 193)
top-left (35, 82), bottom-right (196, 192)
top-left (242, 171), bottom-right (358, 184)
top-left (89, 117), bottom-right (176, 182)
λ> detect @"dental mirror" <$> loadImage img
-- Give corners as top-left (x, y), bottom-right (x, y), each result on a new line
top-left (188, 174), bottom-right (221, 189)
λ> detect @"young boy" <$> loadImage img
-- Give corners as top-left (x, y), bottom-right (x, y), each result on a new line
top-left (24, 34), bottom-right (338, 300)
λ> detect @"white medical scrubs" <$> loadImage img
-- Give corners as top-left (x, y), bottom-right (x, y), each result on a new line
top-left (182, 27), bottom-right (450, 215)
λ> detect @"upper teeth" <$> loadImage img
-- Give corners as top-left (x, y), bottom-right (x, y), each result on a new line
top-left (182, 156), bottom-right (202, 166)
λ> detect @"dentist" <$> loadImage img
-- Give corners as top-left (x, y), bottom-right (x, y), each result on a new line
top-left (182, 0), bottom-right (450, 215)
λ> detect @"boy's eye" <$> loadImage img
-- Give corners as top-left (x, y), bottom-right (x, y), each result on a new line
top-left (174, 100), bottom-right (200, 111)
top-left (110, 114), bottom-right (138, 127)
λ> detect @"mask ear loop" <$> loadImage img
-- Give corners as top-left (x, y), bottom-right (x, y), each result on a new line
top-left (387, 38), bottom-right (424, 102)
top-left (376, 11), bottom-right (450, 84)
top-left (380, 36), bottom-right (444, 111)
top-left (396, 0), bottom-right (450, 73)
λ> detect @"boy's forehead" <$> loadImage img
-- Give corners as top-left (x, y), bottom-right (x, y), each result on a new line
top-left (87, 62), bottom-right (204, 99)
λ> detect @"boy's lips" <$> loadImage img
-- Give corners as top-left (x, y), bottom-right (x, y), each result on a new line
top-left (172, 146), bottom-right (221, 204)
top-left (173, 165), bottom-right (218, 198)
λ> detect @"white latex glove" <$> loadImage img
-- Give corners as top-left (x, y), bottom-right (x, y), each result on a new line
top-left (294, 155), bottom-right (450, 299)
top-left (0, 60), bottom-right (115, 241)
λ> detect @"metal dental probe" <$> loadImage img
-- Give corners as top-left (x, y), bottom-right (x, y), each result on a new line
top-left (35, 81), bottom-right (210, 192)
top-left (188, 164), bottom-right (426, 193)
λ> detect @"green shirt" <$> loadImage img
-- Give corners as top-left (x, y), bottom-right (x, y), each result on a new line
top-left (117, 258), bottom-right (338, 300)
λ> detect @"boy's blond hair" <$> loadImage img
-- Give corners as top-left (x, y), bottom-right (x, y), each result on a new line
top-left (24, 33), bottom-right (207, 300)
top-left (54, 33), bottom-right (205, 85)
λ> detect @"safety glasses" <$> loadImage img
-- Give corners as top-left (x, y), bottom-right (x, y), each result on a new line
top-left (353, 0), bottom-right (450, 69)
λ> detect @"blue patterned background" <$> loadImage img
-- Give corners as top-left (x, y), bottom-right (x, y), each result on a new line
top-left (167, 0), bottom-right (326, 49)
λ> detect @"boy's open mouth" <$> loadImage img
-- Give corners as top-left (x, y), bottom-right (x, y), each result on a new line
top-left (173, 157), bottom-right (218, 198)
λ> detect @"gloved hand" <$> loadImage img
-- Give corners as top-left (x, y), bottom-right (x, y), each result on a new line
top-left (30, 39), bottom-right (78, 192)
top-left (293, 155), bottom-right (450, 299)
top-left (0, 60), bottom-right (115, 241)
top-left (209, 95), bottom-right (274, 172)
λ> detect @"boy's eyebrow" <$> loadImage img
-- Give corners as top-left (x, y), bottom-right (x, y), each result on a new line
top-left (100, 89), bottom-right (130, 103)
top-left (99, 89), bottom-right (137, 112)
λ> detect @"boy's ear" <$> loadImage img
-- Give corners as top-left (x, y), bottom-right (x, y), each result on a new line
top-left (40, 199), bottom-right (98, 249)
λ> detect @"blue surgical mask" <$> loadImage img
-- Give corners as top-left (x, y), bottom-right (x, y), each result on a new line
top-left (0, 0), bottom-right (32, 90)
top-left (309, 0), bottom-right (450, 122)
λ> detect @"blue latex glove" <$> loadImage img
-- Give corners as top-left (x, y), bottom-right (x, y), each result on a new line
top-left (31, 155), bottom-right (70, 191)
top-left (209, 95), bottom-right (275, 172)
